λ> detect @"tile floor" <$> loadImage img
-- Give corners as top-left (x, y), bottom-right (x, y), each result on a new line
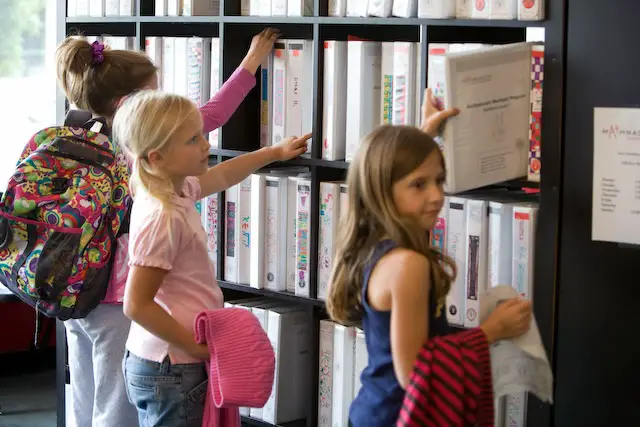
top-left (0, 370), bottom-right (262, 427)
top-left (0, 370), bottom-right (56, 427)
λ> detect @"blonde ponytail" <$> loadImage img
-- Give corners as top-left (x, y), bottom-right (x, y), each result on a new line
top-left (130, 157), bottom-right (175, 208)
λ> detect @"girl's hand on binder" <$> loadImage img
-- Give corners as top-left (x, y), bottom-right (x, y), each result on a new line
top-left (480, 298), bottom-right (532, 344)
top-left (241, 28), bottom-right (281, 74)
top-left (270, 133), bottom-right (312, 161)
top-left (420, 88), bottom-right (460, 139)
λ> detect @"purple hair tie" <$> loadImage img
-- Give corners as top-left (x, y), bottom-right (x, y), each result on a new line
top-left (91, 40), bottom-right (105, 66)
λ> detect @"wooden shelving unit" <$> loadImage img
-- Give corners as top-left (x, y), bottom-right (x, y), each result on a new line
top-left (55, 0), bottom-right (565, 426)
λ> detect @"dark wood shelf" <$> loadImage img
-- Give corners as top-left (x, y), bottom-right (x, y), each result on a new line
top-left (67, 16), bottom-right (139, 23)
top-left (218, 280), bottom-right (326, 308)
top-left (210, 148), bottom-right (350, 169)
top-left (67, 15), bottom-right (546, 28)
top-left (58, 2), bottom-right (562, 426)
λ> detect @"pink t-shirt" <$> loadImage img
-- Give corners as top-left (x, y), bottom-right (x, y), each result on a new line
top-left (125, 177), bottom-right (224, 364)
top-left (102, 66), bottom-right (256, 304)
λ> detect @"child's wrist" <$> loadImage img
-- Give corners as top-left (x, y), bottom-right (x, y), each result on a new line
top-left (262, 145), bottom-right (279, 163)
top-left (480, 322), bottom-right (502, 345)
top-left (240, 54), bottom-right (260, 74)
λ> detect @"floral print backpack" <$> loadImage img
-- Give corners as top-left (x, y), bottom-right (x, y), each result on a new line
top-left (0, 110), bottom-right (131, 320)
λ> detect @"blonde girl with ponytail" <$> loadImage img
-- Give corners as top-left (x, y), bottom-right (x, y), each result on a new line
top-left (113, 90), bottom-right (309, 427)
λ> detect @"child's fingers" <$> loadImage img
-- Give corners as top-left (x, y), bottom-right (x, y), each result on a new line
top-left (435, 108), bottom-right (460, 122)
top-left (264, 27), bottom-right (280, 40)
top-left (421, 89), bottom-right (430, 113)
top-left (498, 298), bottom-right (520, 309)
top-left (424, 88), bottom-right (432, 103)
top-left (296, 132), bottom-right (312, 142)
top-left (292, 139), bottom-right (308, 150)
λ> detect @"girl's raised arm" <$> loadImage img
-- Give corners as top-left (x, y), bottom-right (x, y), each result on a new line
top-left (197, 133), bottom-right (310, 198)
top-left (200, 28), bottom-right (280, 134)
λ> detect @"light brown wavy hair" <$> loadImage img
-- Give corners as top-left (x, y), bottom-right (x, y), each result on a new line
top-left (55, 36), bottom-right (157, 118)
top-left (326, 125), bottom-right (456, 325)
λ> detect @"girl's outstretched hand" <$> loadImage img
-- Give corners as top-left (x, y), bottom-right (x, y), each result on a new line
top-left (241, 28), bottom-right (281, 74)
top-left (271, 133), bottom-right (311, 161)
top-left (480, 298), bottom-right (532, 344)
top-left (420, 88), bottom-right (460, 139)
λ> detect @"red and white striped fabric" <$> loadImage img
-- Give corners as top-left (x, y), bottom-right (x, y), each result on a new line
top-left (397, 328), bottom-right (494, 427)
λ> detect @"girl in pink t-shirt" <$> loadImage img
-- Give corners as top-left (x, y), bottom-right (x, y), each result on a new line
top-left (54, 28), bottom-right (279, 427)
top-left (113, 89), bottom-right (310, 427)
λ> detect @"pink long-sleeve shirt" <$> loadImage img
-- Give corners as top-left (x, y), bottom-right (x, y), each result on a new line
top-left (102, 66), bottom-right (256, 304)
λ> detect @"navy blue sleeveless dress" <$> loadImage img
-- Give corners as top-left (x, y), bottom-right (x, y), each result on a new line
top-left (349, 240), bottom-right (451, 427)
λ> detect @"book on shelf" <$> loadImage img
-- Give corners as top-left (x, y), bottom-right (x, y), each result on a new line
top-left (67, 0), bottom-right (544, 18)
top-left (439, 42), bottom-right (534, 193)
top-left (528, 44), bottom-right (544, 182)
top-left (145, 36), bottom-right (221, 147)
top-left (200, 193), bottom-right (220, 270)
top-left (331, 324), bottom-right (356, 427)
top-left (70, 0), bottom-right (135, 15)
top-left (329, 0), bottom-right (348, 16)
top-left (456, 0), bottom-right (473, 18)
top-left (418, 0), bottom-right (456, 19)
top-left (346, 0), bottom-right (368, 17)
top-left (518, 0), bottom-right (544, 21)
top-left (317, 181), bottom-right (343, 300)
top-left (368, 0), bottom-right (393, 17)
top-left (317, 321), bottom-right (368, 427)
top-left (224, 299), bottom-right (311, 424)
top-left (264, 306), bottom-right (313, 424)
top-left (154, 0), bottom-right (220, 16)
top-left (427, 41), bottom-right (544, 187)
top-left (322, 41), bottom-right (348, 161)
top-left (263, 176), bottom-right (291, 292)
top-left (317, 319), bottom-right (336, 427)
top-left (471, 0), bottom-right (518, 20)
top-left (392, 0), bottom-right (419, 18)
top-left (267, 40), bottom-right (313, 152)
top-left (294, 178), bottom-right (312, 297)
top-left (345, 40), bottom-right (382, 162)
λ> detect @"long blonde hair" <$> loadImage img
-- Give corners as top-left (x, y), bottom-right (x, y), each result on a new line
top-left (326, 125), bottom-right (456, 325)
top-left (111, 90), bottom-right (199, 208)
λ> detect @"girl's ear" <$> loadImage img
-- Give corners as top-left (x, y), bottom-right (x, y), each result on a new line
top-left (147, 150), bottom-right (164, 168)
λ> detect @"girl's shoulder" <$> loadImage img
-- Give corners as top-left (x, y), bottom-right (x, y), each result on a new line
top-left (130, 194), bottom-right (186, 234)
top-left (371, 240), bottom-right (429, 268)
top-left (367, 244), bottom-right (431, 311)
top-left (181, 176), bottom-right (202, 202)
top-left (374, 247), bottom-right (431, 283)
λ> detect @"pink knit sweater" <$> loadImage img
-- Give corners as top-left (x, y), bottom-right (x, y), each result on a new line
top-left (194, 307), bottom-right (275, 427)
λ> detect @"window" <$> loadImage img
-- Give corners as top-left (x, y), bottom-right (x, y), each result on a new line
top-left (0, 0), bottom-right (59, 191)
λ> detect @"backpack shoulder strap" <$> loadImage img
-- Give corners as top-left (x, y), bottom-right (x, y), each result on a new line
top-left (64, 110), bottom-right (94, 128)
top-left (64, 110), bottom-right (111, 137)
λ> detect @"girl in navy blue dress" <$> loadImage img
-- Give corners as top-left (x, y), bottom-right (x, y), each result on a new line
top-left (326, 89), bottom-right (532, 427)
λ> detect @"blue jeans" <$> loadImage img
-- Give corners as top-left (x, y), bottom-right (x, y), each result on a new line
top-left (122, 350), bottom-right (208, 427)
